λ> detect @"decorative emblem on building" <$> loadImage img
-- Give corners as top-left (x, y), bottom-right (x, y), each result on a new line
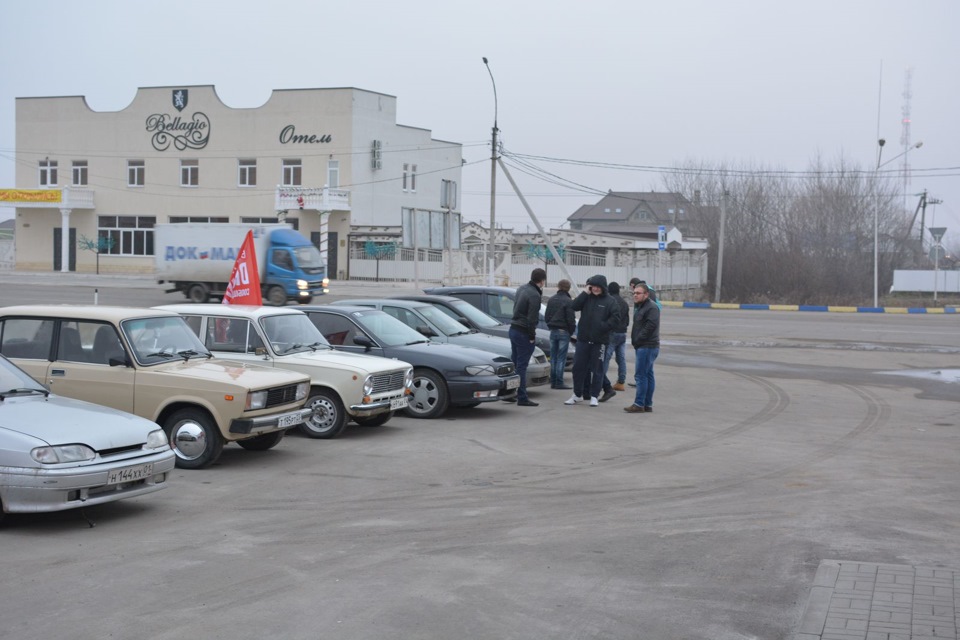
top-left (173, 89), bottom-right (188, 112)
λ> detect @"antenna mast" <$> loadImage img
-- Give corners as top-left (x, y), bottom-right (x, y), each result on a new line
top-left (899, 67), bottom-right (913, 216)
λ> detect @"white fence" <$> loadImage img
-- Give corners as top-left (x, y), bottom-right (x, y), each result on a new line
top-left (891, 269), bottom-right (960, 293)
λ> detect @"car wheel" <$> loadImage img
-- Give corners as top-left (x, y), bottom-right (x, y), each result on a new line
top-left (187, 283), bottom-right (209, 303)
top-left (236, 430), bottom-right (285, 451)
top-left (403, 368), bottom-right (449, 419)
top-left (297, 296), bottom-right (313, 305)
top-left (266, 286), bottom-right (287, 306)
top-left (300, 388), bottom-right (347, 438)
top-left (164, 408), bottom-right (224, 469)
top-left (353, 412), bottom-right (392, 427)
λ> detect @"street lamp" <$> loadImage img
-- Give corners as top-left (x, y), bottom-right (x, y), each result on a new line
top-left (873, 139), bottom-right (922, 307)
top-left (482, 57), bottom-right (498, 287)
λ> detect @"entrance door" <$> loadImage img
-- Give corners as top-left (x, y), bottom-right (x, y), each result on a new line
top-left (312, 231), bottom-right (339, 279)
top-left (53, 227), bottom-right (77, 271)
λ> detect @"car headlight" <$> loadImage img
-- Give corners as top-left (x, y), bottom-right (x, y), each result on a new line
top-left (245, 390), bottom-right (268, 410)
top-left (404, 368), bottom-right (414, 390)
top-left (363, 374), bottom-right (374, 396)
top-left (31, 444), bottom-right (96, 464)
top-left (146, 429), bottom-right (169, 449)
top-left (296, 382), bottom-right (309, 401)
top-left (297, 279), bottom-right (309, 290)
top-left (465, 364), bottom-right (495, 376)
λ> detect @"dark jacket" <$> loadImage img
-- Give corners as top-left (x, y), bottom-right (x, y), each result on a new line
top-left (608, 283), bottom-right (629, 334)
top-left (544, 290), bottom-right (576, 334)
top-left (631, 297), bottom-right (661, 348)
top-left (571, 274), bottom-right (620, 344)
top-left (511, 280), bottom-right (543, 339)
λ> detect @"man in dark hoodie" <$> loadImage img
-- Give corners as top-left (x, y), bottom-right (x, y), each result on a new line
top-left (601, 282), bottom-right (630, 395)
top-left (544, 278), bottom-right (575, 389)
top-left (565, 274), bottom-right (620, 407)
top-left (509, 267), bottom-right (547, 407)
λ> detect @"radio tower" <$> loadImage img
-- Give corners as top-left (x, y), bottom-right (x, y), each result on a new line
top-left (899, 67), bottom-right (913, 215)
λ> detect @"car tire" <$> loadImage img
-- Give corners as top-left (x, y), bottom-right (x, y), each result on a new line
top-left (403, 368), bottom-right (449, 419)
top-left (300, 388), bottom-right (347, 438)
top-left (187, 283), bottom-right (209, 303)
top-left (266, 286), bottom-right (287, 306)
top-left (353, 412), bottom-right (392, 427)
top-left (164, 408), bottom-right (224, 469)
top-left (236, 430), bottom-right (285, 451)
top-left (297, 296), bottom-right (313, 305)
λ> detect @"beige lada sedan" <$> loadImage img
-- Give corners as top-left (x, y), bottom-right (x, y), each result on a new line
top-left (0, 306), bottom-right (312, 470)
top-left (158, 304), bottom-right (413, 438)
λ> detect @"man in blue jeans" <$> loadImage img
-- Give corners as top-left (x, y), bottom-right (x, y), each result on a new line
top-left (508, 267), bottom-right (547, 407)
top-left (601, 281), bottom-right (630, 397)
top-left (544, 278), bottom-right (575, 389)
top-left (625, 283), bottom-right (660, 413)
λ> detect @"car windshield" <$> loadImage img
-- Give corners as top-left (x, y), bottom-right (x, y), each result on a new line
top-left (448, 300), bottom-right (501, 328)
top-left (353, 310), bottom-right (429, 347)
top-left (121, 316), bottom-right (211, 365)
top-left (293, 245), bottom-right (324, 270)
top-left (0, 355), bottom-right (46, 393)
top-left (416, 304), bottom-right (471, 336)
top-left (260, 314), bottom-right (332, 354)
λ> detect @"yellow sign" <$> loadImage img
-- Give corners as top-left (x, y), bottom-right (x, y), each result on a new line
top-left (0, 189), bottom-right (62, 203)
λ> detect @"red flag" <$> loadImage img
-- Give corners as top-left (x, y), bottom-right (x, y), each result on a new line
top-left (222, 230), bottom-right (263, 305)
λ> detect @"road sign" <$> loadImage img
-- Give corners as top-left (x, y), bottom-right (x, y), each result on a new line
top-left (658, 225), bottom-right (666, 251)
top-left (929, 246), bottom-right (946, 262)
top-left (929, 227), bottom-right (947, 242)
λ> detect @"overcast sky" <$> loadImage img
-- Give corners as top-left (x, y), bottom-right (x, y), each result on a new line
top-left (2, 0), bottom-right (958, 246)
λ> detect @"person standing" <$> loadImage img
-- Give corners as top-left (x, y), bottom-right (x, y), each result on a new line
top-left (602, 282), bottom-right (630, 393)
top-left (565, 274), bottom-right (620, 407)
top-left (544, 279), bottom-right (575, 389)
top-left (509, 267), bottom-right (547, 407)
top-left (625, 283), bottom-right (660, 414)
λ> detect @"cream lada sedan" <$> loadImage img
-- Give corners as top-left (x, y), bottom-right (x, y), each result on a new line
top-left (0, 306), bottom-right (312, 470)
top-left (157, 304), bottom-right (413, 438)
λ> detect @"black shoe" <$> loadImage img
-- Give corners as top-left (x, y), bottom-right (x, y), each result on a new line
top-left (517, 399), bottom-right (539, 407)
top-left (552, 384), bottom-right (572, 390)
top-left (599, 389), bottom-right (616, 403)
top-left (501, 397), bottom-right (517, 403)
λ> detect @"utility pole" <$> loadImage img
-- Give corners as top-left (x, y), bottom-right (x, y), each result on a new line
top-left (483, 57), bottom-right (498, 287)
top-left (714, 190), bottom-right (728, 303)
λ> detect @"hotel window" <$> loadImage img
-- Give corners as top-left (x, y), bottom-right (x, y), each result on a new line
top-left (327, 160), bottom-right (340, 188)
top-left (98, 216), bottom-right (156, 256)
top-left (238, 159), bottom-right (257, 186)
top-left (169, 216), bottom-right (229, 223)
top-left (128, 160), bottom-right (145, 187)
top-left (72, 160), bottom-right (87, 186)
top-left (180, 159), bottom-right (199, 187)
top-left (39, 160), bottom-right (58, 187)
top-left (282, 159), bottom-right (302, 186)
top-left (410, 164), bottom-right (417, 192)
top-left (402, 164), bottom-right (409, 192)
top-left (441, 179), bottom-right (458, 209)
top-left (241, 216), bottom-right (299, 230)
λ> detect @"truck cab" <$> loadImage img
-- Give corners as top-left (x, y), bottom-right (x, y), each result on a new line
top-left (264, 228), bottom-right (329, 305)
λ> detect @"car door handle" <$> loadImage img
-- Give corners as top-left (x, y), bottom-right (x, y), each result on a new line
top-left (51, 369), bottom-right (66, 377)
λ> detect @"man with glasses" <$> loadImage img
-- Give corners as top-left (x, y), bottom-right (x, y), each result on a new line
top-left (625, 283), bottom-right (660, 414)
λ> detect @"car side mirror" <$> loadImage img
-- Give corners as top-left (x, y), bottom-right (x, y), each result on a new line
top-left (108, 354), bottom-right (131, 367)
top-left (255, 347), bottom-right (267, 356)
top-left (457, 318), bottom-right (470, 328)
top-left (353, 335), bottom-right (374, 352)
top-left (416, 325), bottom-right (436, 337)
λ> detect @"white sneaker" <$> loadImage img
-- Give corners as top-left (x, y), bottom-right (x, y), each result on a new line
top-left (589, 397), bottom-right (599, 407)
top-left (564, 394), bottom-right (581, 405)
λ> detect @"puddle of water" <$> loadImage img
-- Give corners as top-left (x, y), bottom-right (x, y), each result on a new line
top-left (878, 369), bottom-right (960, 384)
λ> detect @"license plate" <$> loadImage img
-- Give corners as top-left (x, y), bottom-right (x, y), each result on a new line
top-left (278, 412), bottom-right (304, 428)
top-left (506, 377), bottom-right (520, 390)
top-left (107, 463), bottom-right (154, 485)
top-left (390, 396), bottom-right (408, 410)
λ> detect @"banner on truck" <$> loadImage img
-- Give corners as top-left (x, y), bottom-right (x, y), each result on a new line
top-left (222, 231), bottom-right (263, 305)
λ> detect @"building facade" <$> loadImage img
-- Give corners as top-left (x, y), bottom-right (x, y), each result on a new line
top-left (8, 85), bottom-right (462, 277)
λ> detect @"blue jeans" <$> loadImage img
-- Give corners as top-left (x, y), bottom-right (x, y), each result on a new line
top-left (633, 346), bottom-right (659, 408)
top-left (549, 329), bottom-right (571, 387)
top-left (602, 332), bottom-right (627, 388)
top-left (509, 326), bottom-right (537, 401)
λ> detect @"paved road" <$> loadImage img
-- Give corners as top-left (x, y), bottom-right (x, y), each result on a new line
top-left (1, 272), bottom-right (959, 639)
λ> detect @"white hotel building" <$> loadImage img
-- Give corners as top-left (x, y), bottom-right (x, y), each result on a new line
top-left (8, 84), bottom-right (463, 279)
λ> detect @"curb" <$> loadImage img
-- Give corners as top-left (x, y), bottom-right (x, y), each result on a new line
top-left (662, 300), bottom-right (959, 314)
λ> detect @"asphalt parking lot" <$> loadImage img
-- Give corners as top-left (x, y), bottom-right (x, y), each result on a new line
top-left (1, 274), bottom-right (959, 639)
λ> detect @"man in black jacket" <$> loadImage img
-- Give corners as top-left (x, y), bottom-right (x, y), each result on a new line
top-left (544, 279), bottom-right (575, 389)
top-left (601, 282), bottom-right (630, 395)
top-left (625, 283), bottom-right (661, 414)
top-left (509, 268), bottom-right (546, 407)
top-left (565, 274), bottom-right (620, 407)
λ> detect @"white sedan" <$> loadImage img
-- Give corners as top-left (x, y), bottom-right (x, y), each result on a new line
top-left (0, 355), bottom-right (175, 522)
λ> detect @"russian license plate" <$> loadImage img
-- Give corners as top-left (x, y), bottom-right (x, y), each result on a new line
top-left (506, 377), bottom-right (520, 390)
top-left (278, 411), bottom-right (304, 428)
top-left (390, 396), bottom-right (408, 410)
top-left (107, 463), bottom-right (154, 485)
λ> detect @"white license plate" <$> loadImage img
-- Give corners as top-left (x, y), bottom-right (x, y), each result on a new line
top-left (278, 412), bottom-right (304, 428)
top-left (506, 377), bottom-right (520, 390)
top-left (107, 463), bottom-right (154, 485)
top-left (390, 396), bottom-right (408, 410)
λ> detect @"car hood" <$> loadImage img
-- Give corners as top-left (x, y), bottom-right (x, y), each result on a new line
top-left (152, 358), bottom-right (307, 389)
top-left (445, 332), bottom-right (513, 357)
top-left (0, 394), bottom-right (159, 448)
top-left (274, 349), bottom-right (409, 374)
top-left (387, 341), bottom-right (513, 367)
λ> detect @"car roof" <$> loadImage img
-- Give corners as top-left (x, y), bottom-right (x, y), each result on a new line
top-left (0, 305), bottom-right (182, 322)
top-left (156, 304), bottom-right (306, 320)
top-left (334, 299), bottom-right (432, 310)
top-left (393, 294), bottom-right (463, 305)
top-left (300, 305), bottom-right (380, 315)
top-left (424, 286), bottom-right (516, 295)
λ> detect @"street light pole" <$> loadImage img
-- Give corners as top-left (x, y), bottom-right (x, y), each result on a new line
top-left (483, 57), bottom-right (498, 287)
top-left (873, 139), bottom-right (922, 307)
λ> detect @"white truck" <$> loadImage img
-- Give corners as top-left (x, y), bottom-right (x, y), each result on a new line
top-left (154, 223), bottom-right (329, 305)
